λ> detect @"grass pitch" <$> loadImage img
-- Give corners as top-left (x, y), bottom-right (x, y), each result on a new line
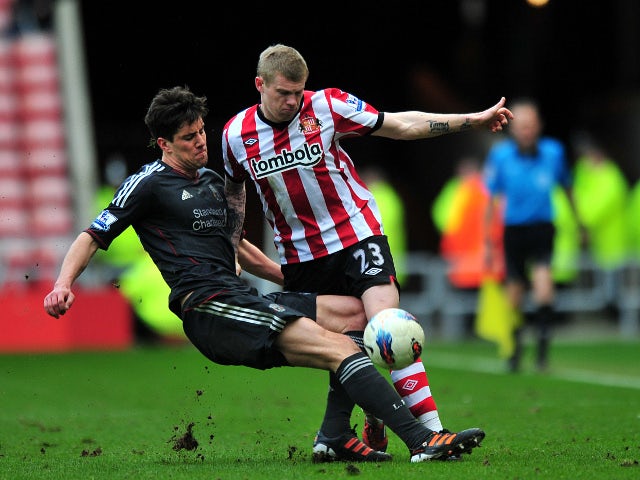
top-left (1, 337), bottom-right (639, 479)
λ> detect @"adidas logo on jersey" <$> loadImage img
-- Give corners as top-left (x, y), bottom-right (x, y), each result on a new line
top-left (181, 190), bottom-right (193, 200)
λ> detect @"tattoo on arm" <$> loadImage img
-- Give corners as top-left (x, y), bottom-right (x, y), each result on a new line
top-left (224, 181), bottom-right (246, 253)
top-left (459, 118), bottom-right (473, 131)
top-left (429, 120), bottom-right (450, 134)
top-left (227, 207), bottom-right (243, 246)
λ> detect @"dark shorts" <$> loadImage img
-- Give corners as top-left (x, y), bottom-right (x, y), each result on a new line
top-left (504, 222), bottom-right (555, 284)
top-left (181, 288), bottom-right (317, 370)
top-left (281, 235), bottom-right (398, 297)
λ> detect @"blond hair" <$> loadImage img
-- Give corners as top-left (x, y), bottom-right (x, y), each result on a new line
top-left (257, 44), bottom-right (309, 85)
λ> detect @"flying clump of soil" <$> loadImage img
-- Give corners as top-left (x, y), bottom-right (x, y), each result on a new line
top-left (170, 422), bottom-right (199, 451)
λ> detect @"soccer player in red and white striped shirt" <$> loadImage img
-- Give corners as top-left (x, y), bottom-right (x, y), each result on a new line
top-left (222, 44), bottom-right (512, 458)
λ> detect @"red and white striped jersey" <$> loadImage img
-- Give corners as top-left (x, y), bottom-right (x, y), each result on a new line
top-left (222, 88), bottom-right (386, 265)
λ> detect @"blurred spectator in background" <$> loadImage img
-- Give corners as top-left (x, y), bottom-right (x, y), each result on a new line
top-left (484, 98), bottom-right (576, 373)
top-left (5, 0), bottom-right (53, 36)
top-left (432, 155), bottom-right (505, 345)
top-left (432, 156), bottom-right (504, 290)
top-left (360, 166), bottom-right (408, 285)
top-left (549, 185), bottom-right (581, 286)
top-left (572, 135), bottom-right (629, 311)
top-left (627, 177), bottom-right (640, 264)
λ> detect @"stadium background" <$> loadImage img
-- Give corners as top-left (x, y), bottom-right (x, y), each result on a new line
top-left (79, 0), bottom-right (640, 252)
top-left (0, 0), bottom-right (638, 350)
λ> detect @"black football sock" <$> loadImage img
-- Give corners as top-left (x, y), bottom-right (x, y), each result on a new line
top-left (317, 331), bottom-right (366, 438)
top-left (318, 371), bottom-right (355, 438)
top-left (535, 304), bottom-right (554, 368)
top-left (345, 330), bottom-right (365, 351)
top-left (509, 326), bottom-right (524, 372)
top-left (336, 352), bottom-right (430, 450)
top-left (345, 330), bottom-right (383, 424)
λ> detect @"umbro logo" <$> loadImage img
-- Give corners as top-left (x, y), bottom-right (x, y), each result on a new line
top-left (401, 379), bottom-right (419, 391)
top-left (181, 190), bottom-right (193, 200)
top-left (364, 267), bottom-right (383, 276)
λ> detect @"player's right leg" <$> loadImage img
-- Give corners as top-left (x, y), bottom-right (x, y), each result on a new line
top-left (315, 294), bottom-right (368, 333)
top-left (276, 319), bottom-right (485, 462)
top-left (268, 291), bottom-right (385, 460)
top-left (315, 295), bottom-right (391, 452)
top-left (361, 284), bottom-right (445, 436)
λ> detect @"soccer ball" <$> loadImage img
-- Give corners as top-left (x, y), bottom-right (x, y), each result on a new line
top-left (363, 308), bottom-right (425, 370)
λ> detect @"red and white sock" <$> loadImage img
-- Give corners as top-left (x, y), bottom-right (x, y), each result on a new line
top-left (390, 358), bottom-right (443, 432)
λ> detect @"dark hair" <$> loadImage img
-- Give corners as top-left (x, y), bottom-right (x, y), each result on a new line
top-left (144, 85), bottom-right (209, 146)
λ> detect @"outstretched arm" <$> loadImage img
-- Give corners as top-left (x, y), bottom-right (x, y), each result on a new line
top-left (374, 97), bottom-right (513, 140)
top-left (43, 232), bottom-right (99, 318)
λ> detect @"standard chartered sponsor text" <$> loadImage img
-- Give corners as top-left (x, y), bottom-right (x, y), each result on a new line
top-left (192, 207), bottom-right (226, 230)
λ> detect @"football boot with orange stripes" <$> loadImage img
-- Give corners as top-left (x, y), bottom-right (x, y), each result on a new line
top-left (410, 427), bottom-right (485, 462)
top-left (312, 430), bottom-right (392, 463)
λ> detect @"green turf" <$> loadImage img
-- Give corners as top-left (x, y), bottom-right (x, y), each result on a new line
top-left (1, 338), bottom-right (639, 479)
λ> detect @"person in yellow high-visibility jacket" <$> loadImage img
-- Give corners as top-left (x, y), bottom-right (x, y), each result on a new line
top-left (573, 138), bottom-right (630, 309)
top-left (360, 166), bottom-right (408, 285)
top-left (573, 140), bottom-right (629, 271)
top-left (627, 178), bottom-right (640, 263)
top-left (550, 186), bottom-right (581, 285)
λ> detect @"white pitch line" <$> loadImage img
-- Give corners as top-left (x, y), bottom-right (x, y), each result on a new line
top-left (551, 368), bottom-right (640, 390)
top-left (427, 353), bottom-right (640, 390)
